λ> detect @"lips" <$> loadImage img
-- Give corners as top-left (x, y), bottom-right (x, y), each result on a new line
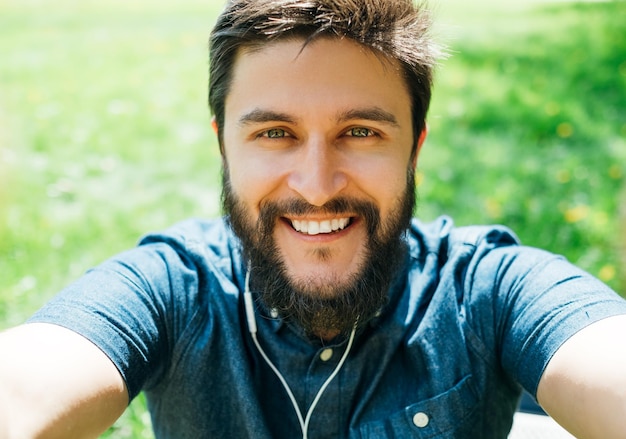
top-left (290, 218), bottom-right (351, 235)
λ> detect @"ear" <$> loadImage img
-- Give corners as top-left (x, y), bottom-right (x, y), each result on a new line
top-left (211, 116), bottom-right (225, 156)
top-left (412, 125), bottom-right (428, 169)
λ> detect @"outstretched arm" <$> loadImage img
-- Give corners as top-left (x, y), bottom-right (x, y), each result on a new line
top-left (0, 323), bottom-right (128, 439)
top-left (537, 314), bottom-right (626, 439)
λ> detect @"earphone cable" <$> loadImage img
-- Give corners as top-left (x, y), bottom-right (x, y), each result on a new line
top-left (243, 268), bottom-right (357, 439)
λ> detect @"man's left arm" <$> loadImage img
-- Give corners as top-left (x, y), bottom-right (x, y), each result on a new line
top-left (537, 314), bottom-right (626, 439)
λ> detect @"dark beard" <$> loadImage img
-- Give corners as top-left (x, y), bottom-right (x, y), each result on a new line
top-left (222, 167), bottom-right (415, 338)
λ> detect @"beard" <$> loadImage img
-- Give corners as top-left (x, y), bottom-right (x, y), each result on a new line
top-left (222, 166), bottom-right (415, 338)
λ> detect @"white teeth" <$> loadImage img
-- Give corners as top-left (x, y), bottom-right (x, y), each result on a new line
top-left (291, 218), bottom-right (350, 235)
top-left (319, 220), bottom-right (332, 233)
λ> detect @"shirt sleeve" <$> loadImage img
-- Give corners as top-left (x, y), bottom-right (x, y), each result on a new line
top-left (27, 241), bottom-right (203, 401)
top-left (467, 243), bottom-right (626, 398)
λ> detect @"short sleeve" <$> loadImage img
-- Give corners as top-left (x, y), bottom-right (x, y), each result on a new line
top-left (468, 245), bottom-right (626, 397)
top-left (27, 241), bottom-right (203, 400)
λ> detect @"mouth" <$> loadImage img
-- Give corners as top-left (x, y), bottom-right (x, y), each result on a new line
top-left (288, 217), bottom-right (353, 235)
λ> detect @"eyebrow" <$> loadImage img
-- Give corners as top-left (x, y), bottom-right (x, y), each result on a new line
top-left (337, 107), bottom-right (399, 127)
top-left (238, 109), bottom-right (297, 126)
top-left (237, 106), bottom-right (399, 127)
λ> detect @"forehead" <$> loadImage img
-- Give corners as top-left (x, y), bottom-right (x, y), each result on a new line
top-left (224, 37), bottom-right (412, 122)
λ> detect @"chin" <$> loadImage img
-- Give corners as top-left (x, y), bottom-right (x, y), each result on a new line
top-left (286, 265), bottom-right (364, 298)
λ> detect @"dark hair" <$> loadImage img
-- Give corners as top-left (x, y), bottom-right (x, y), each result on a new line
top-left (209, 0), bottom-right (441, 153)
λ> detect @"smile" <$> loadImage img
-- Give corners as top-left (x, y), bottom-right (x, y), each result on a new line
top-left (290, 218), bottom-right (351, 235)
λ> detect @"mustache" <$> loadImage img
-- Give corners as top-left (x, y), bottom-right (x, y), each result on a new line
top-left (257, 197), bottom-right (380, 235)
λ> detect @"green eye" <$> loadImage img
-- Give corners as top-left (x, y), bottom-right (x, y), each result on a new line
top-left (266, 128), bottom-right (286, 138)
top-left (349, 127), bottom-right (373, 137)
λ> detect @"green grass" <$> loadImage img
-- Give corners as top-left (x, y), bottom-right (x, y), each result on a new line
top-left (1, 0), bottom-right (624, 436)
top-left (422, 0), bottom-right (626, 292)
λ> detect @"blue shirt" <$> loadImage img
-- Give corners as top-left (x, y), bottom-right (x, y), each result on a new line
top-left (30, 216), bottom-right (626, 438)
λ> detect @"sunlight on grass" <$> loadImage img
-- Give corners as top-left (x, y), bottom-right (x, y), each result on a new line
top-left (423, 0), bottom-right (626, 290)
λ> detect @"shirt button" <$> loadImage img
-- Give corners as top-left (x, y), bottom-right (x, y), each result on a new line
top-left (320, 348), bottom-right (333, 361)
top-left (412, 412), bottom-right (429, 428)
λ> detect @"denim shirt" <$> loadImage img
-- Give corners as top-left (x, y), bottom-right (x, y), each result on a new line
top-left (30, 216), bottom-right (626, 438)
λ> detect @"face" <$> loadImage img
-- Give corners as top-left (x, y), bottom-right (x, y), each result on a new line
top-left (220, 37), bottom-right (424, 336)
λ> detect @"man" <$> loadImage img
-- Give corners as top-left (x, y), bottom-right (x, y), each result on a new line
top-left (1, 0), bottom-right (626, 438)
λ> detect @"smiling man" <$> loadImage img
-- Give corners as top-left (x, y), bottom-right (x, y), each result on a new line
top-left (2, 1), bottom-right (626, 438)
top-left (221, 37), bottom-right (420, 338)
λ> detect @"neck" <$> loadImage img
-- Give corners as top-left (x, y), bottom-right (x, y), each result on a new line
top-left (313, 328), bottom-right (341, 342)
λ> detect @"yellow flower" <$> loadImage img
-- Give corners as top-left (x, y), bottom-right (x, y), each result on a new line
top-left (564, 205), bottom-right (589, 223)
top-left (598, 265), bottom-right (616, 283)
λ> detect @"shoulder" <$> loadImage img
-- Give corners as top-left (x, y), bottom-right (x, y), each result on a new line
top-left (139, 217), bottom-right (237, 256)
top-left (406, 216), bottom-right (520, 265)
top-left (135, 217), bottom-right (245, 284)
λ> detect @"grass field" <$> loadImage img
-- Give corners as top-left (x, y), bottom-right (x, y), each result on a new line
top-left (1, 0), bottom-right (624, 436)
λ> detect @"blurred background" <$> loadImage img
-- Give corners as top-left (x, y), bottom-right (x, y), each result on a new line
top-left (0, 0), bottom-right (624, 436)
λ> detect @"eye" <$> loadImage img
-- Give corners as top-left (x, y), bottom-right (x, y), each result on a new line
top-left (346, 127), bottom-right (375, 137)
top-left (261, 128), bottom-right (288, 139)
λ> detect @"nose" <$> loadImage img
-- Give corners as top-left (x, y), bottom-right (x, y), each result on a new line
top-left (287, 136), bottom-right (348, 206)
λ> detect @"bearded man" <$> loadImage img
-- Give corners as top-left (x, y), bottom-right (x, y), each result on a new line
top-left (1, 1), bottom-right (626, 438)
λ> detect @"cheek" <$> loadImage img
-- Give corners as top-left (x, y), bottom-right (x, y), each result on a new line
top-left (224, 154), bottom-right (284, 218)
top-left (352, 158), bottom-right (411, 210)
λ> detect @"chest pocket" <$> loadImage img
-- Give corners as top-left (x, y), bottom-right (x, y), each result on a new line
top-left (358, 375), bottom-right (478, 439)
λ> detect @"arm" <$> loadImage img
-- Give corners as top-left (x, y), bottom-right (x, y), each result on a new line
top-left (0, 323), bottom-right (128, 439)
top-left (537, 314), bottom-right (626, 439)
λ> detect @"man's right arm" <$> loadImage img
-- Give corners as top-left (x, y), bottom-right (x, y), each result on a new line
top-left (0, 323), bottom-right (128, 439)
